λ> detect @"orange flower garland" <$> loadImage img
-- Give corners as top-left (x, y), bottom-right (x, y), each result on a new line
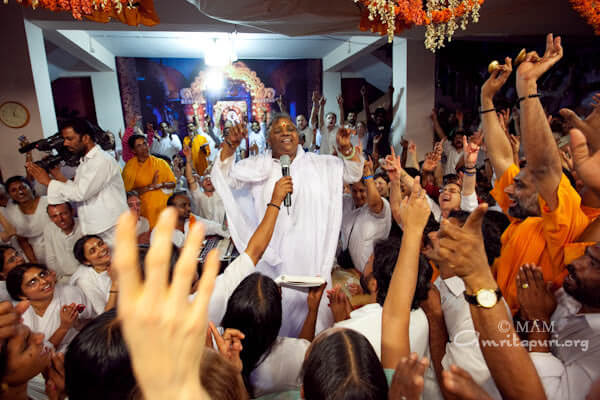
top-left (11, 0), bottom-right (159, 26)
top-left (356, 0), bottom-right (484, 51)
top-left (569, 0), bottom-right (600, 35)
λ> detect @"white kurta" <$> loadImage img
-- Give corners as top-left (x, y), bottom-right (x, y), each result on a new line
top-left (43, 219), bottom-right (84, 280)
top-left (3, 197), bottom-right (51, 263)
top-left (69, 266), bottom-right (112, 317)
top-left (211, 145), bottom-right (363, 337)
top-left (190, 187), bottom-right (226, 225)
top-left (21, 284), bottom-right (94, 353)
top-left (150, 213), bottom-right (228, 248)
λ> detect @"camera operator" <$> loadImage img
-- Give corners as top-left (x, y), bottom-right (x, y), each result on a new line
top-left (25, 119), bottom-right (128, 247)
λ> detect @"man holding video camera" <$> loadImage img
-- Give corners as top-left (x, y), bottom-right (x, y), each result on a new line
top-left (26, 119), bottom-right (128, 247)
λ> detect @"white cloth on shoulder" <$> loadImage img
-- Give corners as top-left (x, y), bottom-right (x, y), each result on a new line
top-left (211, 145), bottom-right (363, 337)
top-left (3, 197), bottom-right (51, 263)
top-left (69, 266), bottom-right (112, 317)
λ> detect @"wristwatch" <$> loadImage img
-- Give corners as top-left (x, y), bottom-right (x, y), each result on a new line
top-left (464, 288), bottom-right (502, 308)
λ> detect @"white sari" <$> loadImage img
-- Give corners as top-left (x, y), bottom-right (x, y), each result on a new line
top-left (211, 145), bottom-right (363, 336)
top-left (3, 196), bottom-right (51, 263)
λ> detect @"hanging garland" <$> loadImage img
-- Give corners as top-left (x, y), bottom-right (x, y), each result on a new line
top-left (9, 0), bottom-right (160, 27)
top-left (569, 0), bottom-right (600, 35)
top-left (355, 0), bottom-right (484, 52)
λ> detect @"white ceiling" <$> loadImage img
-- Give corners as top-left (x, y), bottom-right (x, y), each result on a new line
top-left (85, 31), bottom-right (348, 59)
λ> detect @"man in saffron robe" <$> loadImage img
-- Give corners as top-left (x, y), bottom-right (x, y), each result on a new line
top-left (480, 35), bottom-right (592, 314)
top-left (122, 134), bottom-right (176, 228)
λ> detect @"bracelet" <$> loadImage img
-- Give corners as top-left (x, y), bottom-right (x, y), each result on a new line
top-left (338, 145), bottom-right (356, 160)
top-left (464, 167), bottom-right (476, 172)
top-left (464, 171), bottom-right (476, 176)
top-left (267, 203), bottom-right (280, 210)
top-left (518, 93), bottom-right (541, 103)
top-left (362, 175), bottom-right (374, 181)
top-left (479, 107), bottom-right (497, 114)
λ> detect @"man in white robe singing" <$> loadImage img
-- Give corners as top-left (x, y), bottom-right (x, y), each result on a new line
top-left (212, 112), bottom-right (363, 337)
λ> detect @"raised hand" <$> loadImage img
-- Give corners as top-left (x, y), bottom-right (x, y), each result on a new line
top-left (335, 127), bottom-right (352, 154)
top-left (560, 93), bottom-right (600, 151)
top-left (442, 365), bottom-right (494, 400)
top-left (517, 33), bottom-right (563, 83)
top-left (516, 264), bottom-right (557, 322)
top-left (422, 152), bottom-right (439, 173)
top-left (570, 128), bottom-right (600, 195)
top-left (395, 177), bottom-right (430, 230)
top-left (271, 176), bottom-right (293, 206)
top-left (408, 141), bottom-right (416, 155)
top-left (337, 95), bottom-right (343, 106)
top-left (463, 136), bottom-right (481, 168)
top-left (319, 96), bottom-right (327, 107)
top-left (481, 57), bottom-right (513, 99)
top-left (363, 156), bottom-right (374, 177)
top-left (225, 123), bottom-right (248, 149)
top-left (25, 162), bottom-right (51, 186)
top-left (208, 322), bottom-right (244, 373)
top-left (312, 90), bottom-right (320, 104)
top-left (113, 208), bottom-right (220, 400)
top-left (383, 146), bottom-right (403, 182)
top-left (388, 353), bottom-right (429, 400)
top-left (182, 145), bottom-right (192, 160)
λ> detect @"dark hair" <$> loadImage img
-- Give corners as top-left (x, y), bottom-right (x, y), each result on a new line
top-left (6, 263), bottom-right (48, 301)
top-left (482, 210), bottom-right (510, 265)
top-left (443, 174), bottom-right (461, 187)
top-left (422, 215), bottom-right (440, 249)
top-left (137, 244), bottom-right (181, 283)
top-left (153, 153), bottom-right (171, 165)
top-left (0, 245), bottom-right (15, 275)
top-left (60, 118), bottom-right (97, 143)
top-left (0, 339), bottom-right (7, 383)
top-left (46, 202), bottom-right (73, 214)
top-left (4, 176), bottom-right (34, 195)
top-left (220, 273), bottom-right (282, 396)
top-left (447, 209), bottom-right (471, 226)
top-left (126, 191), bottom-right (140, 200)
top-left (562, 167), bottom-right (577, 190)
top-left (301, 329), bottom-right (388, 400)
top-left (127, 134), bottom-right (146, 151)
top-left (65, 309), bottom-right (136, 400)
top-left (73, 235), bottom-right (103, 265)
top-left (374, 172), bottom-right (389, 183)
top-left (167, 191), bottom-right (189, 207)
top-left (372, 237), bottom-right (432, 309)
top-left (404, 168), bottom-right (420, 178)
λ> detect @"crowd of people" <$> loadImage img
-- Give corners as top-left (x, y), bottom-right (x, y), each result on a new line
top-left (0, 33), bottom-right (599, 400)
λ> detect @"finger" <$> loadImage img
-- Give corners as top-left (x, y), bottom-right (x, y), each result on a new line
top-left (171, 221), bottom-right (206, 301)
top-left (191, 248), bottom-right (220, 325)
top-left (209, 321), bottom-right (224, 347)
top-left (415, 356), bottom-right (429, 377)
top-left (463, 203), bottom-right (488, 234)
top-left (144, 208), bottom-right (177, 295)
top-left (545, 33), bottom-right (554, 56)
top-left (532, 266), bottom-right (545, 285)
top-left (113, 211), bottom-right (142, 305)
top-left (569, 129), bottom-right (591, 167)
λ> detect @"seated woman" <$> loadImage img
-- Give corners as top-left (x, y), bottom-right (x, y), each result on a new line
top-left (0, 323), bottom-right (52, 400)
top-left (71, 235), bottom-right (118, 316)
top-left (220, 272), bottom-right (325, 398)
top-left (126, 191), bottom-right (150, 244)
top-left (3, 176), bottom-right (51, 263)
top-left (0, 246), bottom-right (26, 302)
top-left (6, 263), bottom-right (93, 352)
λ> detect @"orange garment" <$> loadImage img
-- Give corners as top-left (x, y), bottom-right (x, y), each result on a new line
top-left (490, 164), bottom-right (591, 314)
top-left (122, 156), bottom-right (175, 228)
top-left (429, 260), bottom-right (440, 283)
top-left (184, 135), bottom-right (211, 176)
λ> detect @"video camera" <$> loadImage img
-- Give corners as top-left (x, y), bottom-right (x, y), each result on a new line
top-left (19, 133), bottom-right (81, 171)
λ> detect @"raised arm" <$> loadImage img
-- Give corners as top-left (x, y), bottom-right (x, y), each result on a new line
top-left (516, 34), bottom-right (564, 209)
top-left (310, 91), bottom-right (320, 129)
top-left (244, 177), bottom-right (292, 265)
top-left (276, 95), bottom-right (286, 114)
top-left (430, 110), bottom-right (447, 141)
top-left (219, 123), bottom-right (247, 162)
top-left (318, 96), bottom-right (326, 132)
top-left (462, 135), bottom-right (480, 197)
top-left (382, 177), bottom-right (431, 369)
top-left (437, 205), bottom-right (546, 400)
top-left (560, 93), bottom-right (600, 154)
top-left (337, 95), bottom-right (345, 125)
top-left (361, 86), bottom-right (372, 125)
top-left (362, 157), bottom-right (384, 214)
top-left (480, 58), bottom-right (515, 178)
top-left (183, 146), bottom-right (198, 191)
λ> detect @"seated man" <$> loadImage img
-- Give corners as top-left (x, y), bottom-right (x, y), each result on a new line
top-left (122, 134), bottom-right (176, 228)
top-left (153, 191), bottom-right (227, 248)
top-left (519, 246), bottom-right (600, 400)
top-left (43, 203), bottom-right (84, 282)
top-left (340, 158), bottom-right (391, 273)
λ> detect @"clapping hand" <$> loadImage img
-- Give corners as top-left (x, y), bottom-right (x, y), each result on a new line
top-left (113, 208), bottom-right (220, 400)
top-left (327, 285), bottom-right (352, 323)
top-left (25, 162), bottom-right (51, 186)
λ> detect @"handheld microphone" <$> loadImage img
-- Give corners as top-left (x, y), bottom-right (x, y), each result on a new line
top-left (280, 155), bottom-right (291, 209)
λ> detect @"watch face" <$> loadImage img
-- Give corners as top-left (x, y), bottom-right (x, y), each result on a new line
top-left (476, 289), bottom-right (497, 308)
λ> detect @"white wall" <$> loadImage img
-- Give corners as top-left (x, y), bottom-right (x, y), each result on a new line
top-left (322, 71), bottom-right (343, 122)
top-left (90, 71), bottom-right (125, 139)
top-left (390, 39), bottom-right (407, 154)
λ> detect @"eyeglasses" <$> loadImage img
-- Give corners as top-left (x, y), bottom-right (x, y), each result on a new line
top-left (24, 270), bottom-right (51, 289)
top-left (6, 251), bottom-right (23, 265)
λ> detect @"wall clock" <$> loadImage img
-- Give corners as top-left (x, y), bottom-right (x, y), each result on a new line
top-left (0, 101), bottom-right (30, 129)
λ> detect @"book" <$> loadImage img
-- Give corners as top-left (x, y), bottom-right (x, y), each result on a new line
top-left (274, 275), bottom-right (326, 288)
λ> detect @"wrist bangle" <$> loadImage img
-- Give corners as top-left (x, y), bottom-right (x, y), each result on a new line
top-left (338, 145), bottom-right (356, 160)
top-left (479, 107), bottom-right (497, 114)
top-left (464, 171), bottom-right (476, 176)
top-left (362, 175), bottom-right (374, 181)
top-left (518, 93), bottom-right (541, 104)
top-left (267, 203), bottom-right (280, 210)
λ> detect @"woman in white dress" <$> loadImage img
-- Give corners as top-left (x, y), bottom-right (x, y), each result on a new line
top-left (6, 263), bottom-right (93, 353)
top-left (71, 235), bottom-right (118, 316)
top-left (126, 191), bottom-right (150, 244)
top-left (0, 245), bottom-right (26, 302)
top-left (3, 176), bottom-right (51, 263)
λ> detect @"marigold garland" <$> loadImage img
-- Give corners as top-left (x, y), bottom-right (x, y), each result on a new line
top-left (9, 0), bottom-right (159, 26)
top-left (569, 0), bottom-right (600, 35)
top-left (355, 0), bottom-right (484, 51)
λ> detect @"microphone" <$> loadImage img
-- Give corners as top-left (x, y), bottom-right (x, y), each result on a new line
top-left (280, 155), bottom-right (291, 210)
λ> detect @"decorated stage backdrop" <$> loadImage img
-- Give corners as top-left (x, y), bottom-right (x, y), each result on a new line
top-left (116, 57), bottom-right (322, 135)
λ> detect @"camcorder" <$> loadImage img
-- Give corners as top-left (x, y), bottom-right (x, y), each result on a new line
top-left (18, 133), bottom-right (81, 171)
